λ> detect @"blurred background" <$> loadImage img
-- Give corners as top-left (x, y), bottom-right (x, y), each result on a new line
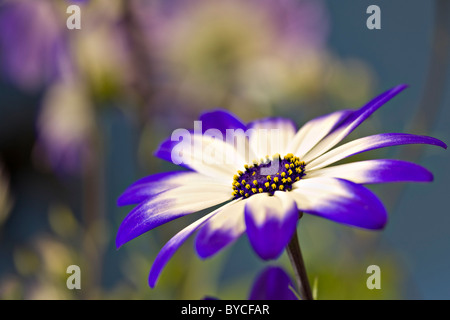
top-left (0, 0), bottom-right (449, 299)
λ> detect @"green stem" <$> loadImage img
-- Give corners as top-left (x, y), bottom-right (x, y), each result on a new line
top-left (286, 222), bottom-right (313, 300)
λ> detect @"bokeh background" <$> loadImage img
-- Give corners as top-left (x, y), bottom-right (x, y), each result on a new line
top-left (0, 0), bottom-right (449, 299)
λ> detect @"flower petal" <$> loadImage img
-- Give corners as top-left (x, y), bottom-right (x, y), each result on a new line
top-left (244, 192), bottom-right (300, 260)
top-left (249, 266), bottom-right (298, 300)
top-left (116, 183), bottom-right (231, 248)
top-left (148, 200), bottom-right (239, 288)
top-left (287, 109), bottom-right (353, 158)
top-left (200, 109), bottom-right (258, 163)
top-left (195, 200), bottom-right (246, 258)
top-left (155, 133), bottom-right (248, 181)
top-left (154, 137), bottom-right (190, 168)
top-left (247, 118), bottom-right (297, 158)
top-left (305, 159), bottom-right (434, 184)
top-left (199, 109), bottom-right (247, 136)
top-left (291, 177), bottom-right (387, 229)
top-left (117, 171), bottom-right (220, 206)
top-left (302, 84), bottom-right (408, 163)
top-left (306, 133), bottom-right (447, 170)
top-left (154, 110), bottom-right (251, 177)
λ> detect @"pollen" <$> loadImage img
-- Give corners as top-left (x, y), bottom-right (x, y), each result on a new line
top-left (232, 153), bottom-right (306, 199)
top-left (284, 153), bottom-right (293, 159)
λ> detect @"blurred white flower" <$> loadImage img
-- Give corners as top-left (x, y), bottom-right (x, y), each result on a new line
top-left (36, 80), bottom-right (94, 173)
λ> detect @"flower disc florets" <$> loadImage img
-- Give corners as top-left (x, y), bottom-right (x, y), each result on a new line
top-left (232, 153), bottom-right (306, 199)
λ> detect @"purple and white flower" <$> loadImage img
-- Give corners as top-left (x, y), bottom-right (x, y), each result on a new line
top-left (116, 85), bottom-right (446, 287)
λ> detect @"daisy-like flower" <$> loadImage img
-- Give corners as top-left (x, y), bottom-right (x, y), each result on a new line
top-left (205, 266), bottom-right (297, 300)
top-left (116, 85), bottom-right (446, 288)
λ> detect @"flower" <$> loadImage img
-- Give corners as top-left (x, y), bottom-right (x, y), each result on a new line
top-left (0, 0), bottom-right (67, 90)
top-left (35, 80), bottom-right (94, 173)
top-left (205, 266), bottom-right (298, 300)
top-left (116, 84), bottom-right (446, 287)
top-left (248, 266), bottom-right (298, 300)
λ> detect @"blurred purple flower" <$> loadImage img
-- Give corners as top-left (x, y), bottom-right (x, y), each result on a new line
top-left (257, 0), bottom-right (329, 49)
top-left (249, 266), bottom-right (298, 300)
top-left (205, 266), bottom-right (298, 300)
top-left (0, 0), bottom-right (69, 90)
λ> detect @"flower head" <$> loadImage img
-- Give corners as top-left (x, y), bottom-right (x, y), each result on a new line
top-left (249, 266), bottom-right (298, 300)
top-left (205, 266), bottom-right (298, 300)
top-left (116, 85), bottom-right (446, 287)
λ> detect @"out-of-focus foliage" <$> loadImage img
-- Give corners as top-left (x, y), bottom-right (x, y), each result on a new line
top-left (138, 0), bottom-right (375, 121)
top-left (0, 163), bottom-right (12, 227)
